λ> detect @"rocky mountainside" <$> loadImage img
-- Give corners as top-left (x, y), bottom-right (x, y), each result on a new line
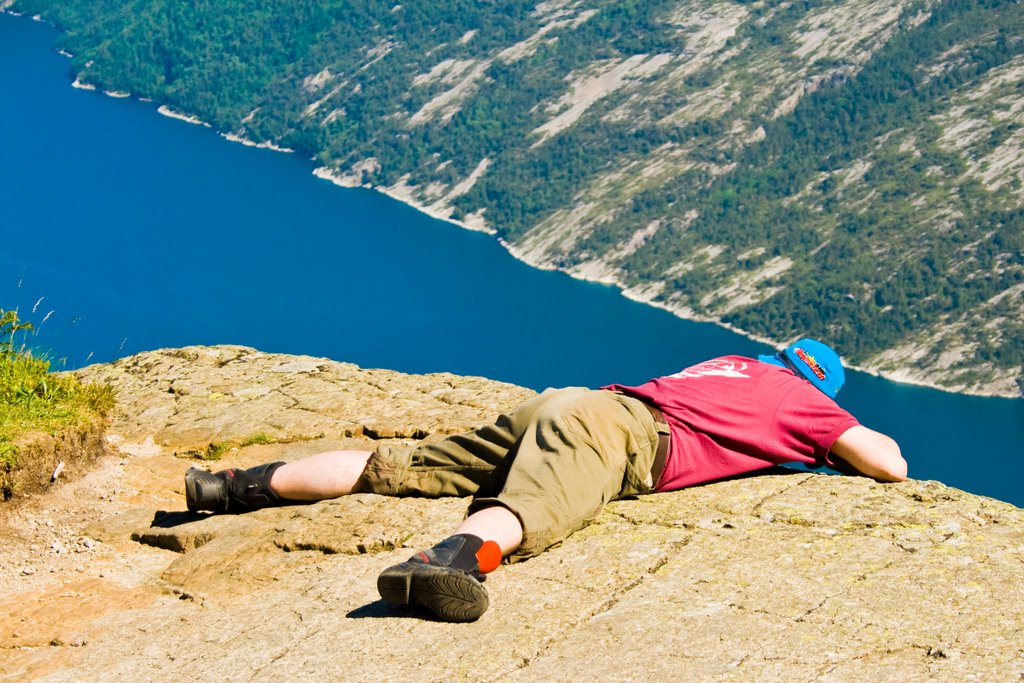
top-left (1, 346), bottom-right (1022, 681)
top-left (6, 1), bottom-right (1024, 396)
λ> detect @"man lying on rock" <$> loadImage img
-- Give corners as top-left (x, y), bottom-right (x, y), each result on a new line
top-left (184, 339), bottom-right (906, 623)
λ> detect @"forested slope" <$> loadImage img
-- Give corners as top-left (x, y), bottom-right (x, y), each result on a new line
top-left (10, 0), bottom-right (1023, 395)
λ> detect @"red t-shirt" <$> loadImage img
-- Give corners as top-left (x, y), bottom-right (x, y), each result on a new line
top-left (603, 355), bottom-right (859, 492)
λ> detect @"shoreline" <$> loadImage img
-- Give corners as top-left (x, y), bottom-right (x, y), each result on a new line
top-left (500, 239), bottom-right (998, 398)
top-left (45, 35), bottom-right (489, 239)
top-left (70, 76), bottom-right (95, 91)
top-left (22, 8), bottom-right (1014, 399)
top-left (353, 180), bottom-right (1019, 399)
top-left (221, 131), bottom-right (294, 153)
top-left (311, 167), bottom-right (495, 236)
top-left (157, 104), bottom-right (210, 127)
top-left (503, 242), bottom-right (1021, 399)
top-left (51, 42), bottom-right (297, 153)
top-left (351, 184), bottom-right (1019, 399)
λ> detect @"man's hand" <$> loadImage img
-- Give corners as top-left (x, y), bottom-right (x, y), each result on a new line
top-left (829, 425), bottom-right (907, 482)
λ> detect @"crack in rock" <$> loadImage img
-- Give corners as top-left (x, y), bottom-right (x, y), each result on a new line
top-left (361, 425), bottom-right (431, 440)
top-left (131, 529), bottom-right (216, 553)
top-left (583, 546), bottom-right (680, 621)
top-left (500, 540), bottom-right (689, 678)
top-left (272, 537), bottom-right (399, 555)
top-left (728, 602), bottom-right (794, 621)
top-left (269, 388), bottom-right (301, 409)
top-left (527, 574), bottom-right (601, 594)
top-left (818, 644), bottom-right (929, 676)
top-left (750, 475), bottom-right (815, 515)
top-left (604, 508), bottom-right (688, 530)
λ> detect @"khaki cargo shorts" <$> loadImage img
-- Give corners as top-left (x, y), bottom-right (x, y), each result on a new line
top-left (354, 387), bottom-right (661, 561)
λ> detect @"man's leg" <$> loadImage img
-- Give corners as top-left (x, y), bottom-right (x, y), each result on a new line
top-left (269, 450), bottom-right (372, 499)
top-left (372, 506), bottom-right (524, 621)
top-left (186, 384), bottom-right (539, 509)
top-left (186, 393), bottom-right (531, 515)
top-left (185, 450), bottom-right (372, 512)
top-left (376, 388), bottom-right (659, 622)
top-left (468, 388), bottom-right (659, 560)
top-left (453, 505), bottom-right (523, 555)
top-left (369, 393), bottom-right (584, 622)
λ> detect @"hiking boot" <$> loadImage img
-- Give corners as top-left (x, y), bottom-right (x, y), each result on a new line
top-left (184, 468), bottom-right (228, 512)
top-left (377, 534), bottom-right (498, 622)
top-left (185, 462), bottom-right (286, 513)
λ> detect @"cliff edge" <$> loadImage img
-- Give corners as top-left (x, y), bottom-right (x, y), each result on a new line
top-left (1, 346), bottom-right (1021, 681)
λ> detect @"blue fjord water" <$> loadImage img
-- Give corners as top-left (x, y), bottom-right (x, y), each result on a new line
top-left (2, 13), bottom-right (1022, 506)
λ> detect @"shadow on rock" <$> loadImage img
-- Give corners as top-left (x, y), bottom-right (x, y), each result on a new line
top-left (347, 601), bottom-right (429, 620)
top-left (151, 509), bottom-right (208, 528)
top-left (696, 464), bottom-right (805, 487)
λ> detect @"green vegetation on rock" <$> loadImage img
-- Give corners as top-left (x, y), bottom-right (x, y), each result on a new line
top-left (11, 0), bottom-right (1024, 395)
top-left (0, 309), bottom-right (114, 497)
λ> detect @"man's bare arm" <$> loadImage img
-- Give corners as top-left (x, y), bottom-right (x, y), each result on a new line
top-left (828, 425), bottom-right (907, 482)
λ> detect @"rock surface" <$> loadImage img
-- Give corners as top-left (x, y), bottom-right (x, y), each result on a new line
top-left (1, 346), bottom-right (1022, 681)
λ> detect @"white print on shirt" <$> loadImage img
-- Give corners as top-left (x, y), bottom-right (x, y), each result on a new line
top-left (668, 359), bottom-right (750, 379)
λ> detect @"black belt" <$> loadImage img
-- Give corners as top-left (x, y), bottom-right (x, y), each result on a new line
top-left (641, 402), bottom-right (671, 488)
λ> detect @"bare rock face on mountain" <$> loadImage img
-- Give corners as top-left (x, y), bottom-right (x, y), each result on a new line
top-left (1, 346), bottom-right (1022, 681)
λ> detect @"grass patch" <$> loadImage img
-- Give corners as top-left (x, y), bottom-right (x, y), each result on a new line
top-left (0, 308), bottom-right (114, 498)
top-left (240, 432), bottom-right (272, 447)
top-left (201, 441), bottom-right (231, 461)
top-left (180, 432), bottom-right (279, 461)
top-left (179, 441), bottom-right (233, 461)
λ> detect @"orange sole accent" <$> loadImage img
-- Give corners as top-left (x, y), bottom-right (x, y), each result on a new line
top-left (475, 540), bottom-right (502, 574)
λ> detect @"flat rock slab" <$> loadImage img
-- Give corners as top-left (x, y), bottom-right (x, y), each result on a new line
top-left (2, 347), bottom-right (1023, 681)
top-left (73, 345), bottom-right (536, 452)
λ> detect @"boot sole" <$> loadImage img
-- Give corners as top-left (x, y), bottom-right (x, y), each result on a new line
top-left (377, 561), bottom-right (488, 622)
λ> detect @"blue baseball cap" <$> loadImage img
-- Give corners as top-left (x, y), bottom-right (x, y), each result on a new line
top-left (758, 338), bottom-right (845, 398)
